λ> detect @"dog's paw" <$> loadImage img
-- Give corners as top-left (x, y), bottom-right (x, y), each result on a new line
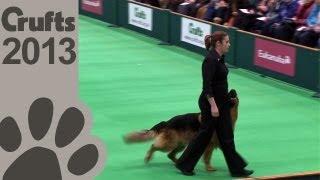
top-left (205, 165), bottom-right (217, 172)
top-left (144, 152), bottom-right (153, 164)
top-left (0, 98), bottom-right (104, 180)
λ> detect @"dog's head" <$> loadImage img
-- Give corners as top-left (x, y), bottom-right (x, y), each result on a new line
top-left (229, 89), bottom-right (237, 98)
top-left (228, 89), bottom-right (239, 130)
top-left (228, 89), bottom-right (239, 107)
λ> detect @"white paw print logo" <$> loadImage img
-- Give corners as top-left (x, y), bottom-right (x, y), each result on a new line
top-left (0, 98), bottom-right (105, 180)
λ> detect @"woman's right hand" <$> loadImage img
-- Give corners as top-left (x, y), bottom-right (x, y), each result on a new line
top-left (211, 105), bottom-right (219, 117)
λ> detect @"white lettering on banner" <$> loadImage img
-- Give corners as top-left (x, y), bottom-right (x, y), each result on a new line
top-left (254, 38), bottom-right (296, 76)
top-left (181, 18), bottom-right (211, 48)
top-left (128, 3), bottom-right (153, 31)
top-left (131, 19), bottom-right (150, 28)
top-left (183, 35), bottom-right (203, 45)
top-left (257, 50), bottom-right (291, 64)
top-left (83, 0), bottom-right (101, 7)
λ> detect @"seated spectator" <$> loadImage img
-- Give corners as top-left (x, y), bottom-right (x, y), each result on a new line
top-left (231, 0), bottom-right (259, 13)
top-left (271, 0), bottom-right (314, 41)
top-left (202, 0), bottom-right (231, 24)
top-left (158, 0), bottom-right (169, 8)
top-left (256, 0), bottom-right (271, 14)
top-left (232, 0), bottom-right (269, 30)
top-left (166, 0), bottom-right (185, 12)
top-left (293, 0), bottom-right (315, 26)
top-left (177, 0), bottom-right (209, 17)
top-left (195, 3), bottom-right (209, 18)
top-left (232, 0), bottom-right (261, 25)
top-left (293, 0), bottom-right (320, 47)
top-left (260, 0), bottom-right (299, 38)
top-left (246, 0), bottom-right (279, 32)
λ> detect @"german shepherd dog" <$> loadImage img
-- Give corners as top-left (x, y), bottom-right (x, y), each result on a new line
top-left (124, 89), bottom-right (239, 172)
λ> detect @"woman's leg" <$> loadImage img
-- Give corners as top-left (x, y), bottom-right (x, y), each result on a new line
top-left (176, 96), bottom-right (216, 175)
top-left (215, 104), bottom-right (248, 174)
top-left (176, 110), bottom-right (216, 173)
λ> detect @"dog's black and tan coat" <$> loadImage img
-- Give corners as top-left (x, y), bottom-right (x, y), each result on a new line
top-left (124, 89), bottom-right (239, 172)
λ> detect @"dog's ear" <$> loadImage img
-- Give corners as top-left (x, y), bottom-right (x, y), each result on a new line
top-left (229, 89), bottom-right (237, 98)
top-left (228, 89), bottom-right (239, 107)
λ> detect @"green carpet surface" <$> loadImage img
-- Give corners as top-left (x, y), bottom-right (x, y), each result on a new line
top-left (79, 16), bottom-right (320, 180)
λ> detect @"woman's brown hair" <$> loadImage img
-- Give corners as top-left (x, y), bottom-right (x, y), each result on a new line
top-left (205, 31), bottom-right (228, 51)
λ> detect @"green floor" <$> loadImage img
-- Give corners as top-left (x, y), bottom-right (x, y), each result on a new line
top-left (78, 16), bottom-right (320, 180)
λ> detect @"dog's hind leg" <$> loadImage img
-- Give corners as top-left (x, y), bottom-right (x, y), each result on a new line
top-left (145, 144), bottom-right (158, 163)
top-left (167, 145), bottom-right (185, 163)
top-left (203, 142), bottom-right (216, 172)
top-left (145, 133), bottom-right (171, 163)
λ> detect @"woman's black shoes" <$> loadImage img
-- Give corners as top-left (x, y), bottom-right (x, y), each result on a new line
top-left (176, 163), bottom-right (253, 177)
top-left (230, 169), bottom-right (254, 177)
top-left (175, 164), bottom-right (195, 176)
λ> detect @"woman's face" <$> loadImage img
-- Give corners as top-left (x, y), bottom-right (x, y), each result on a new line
top-left (221, 35), bottom-right (230, 54)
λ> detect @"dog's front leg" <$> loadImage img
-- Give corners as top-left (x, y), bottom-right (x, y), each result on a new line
top-left (203, 142), bottom-right (216, 171)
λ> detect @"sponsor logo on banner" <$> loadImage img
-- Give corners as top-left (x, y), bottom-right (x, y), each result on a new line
top-left (81, 0), bottom-right (103, 15)
top-left (181, 18), bottom-right (211, 48)
top-left (129, 3), bottom-right (153, 31)
top-left (254, 38), bottom-right (296, 76)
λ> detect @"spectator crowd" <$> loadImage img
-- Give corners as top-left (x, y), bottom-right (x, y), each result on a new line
top-left (136, 0), bottom-right (320, 48)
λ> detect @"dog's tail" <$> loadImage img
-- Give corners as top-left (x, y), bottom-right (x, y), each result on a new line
top-left (123, 121), bottom-right (168, 144)
top-left (123, 130), bottom-right (155, 144)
